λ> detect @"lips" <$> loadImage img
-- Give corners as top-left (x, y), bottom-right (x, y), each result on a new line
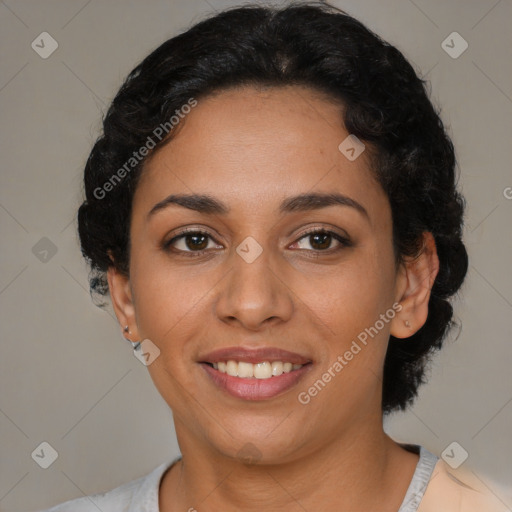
top-left (198, 346), bottom-right (313, 400)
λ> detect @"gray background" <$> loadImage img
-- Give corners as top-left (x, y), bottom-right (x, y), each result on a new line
top-left (0, 0), bottom-right (511, 510)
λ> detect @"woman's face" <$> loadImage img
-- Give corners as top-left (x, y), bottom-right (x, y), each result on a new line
top-left (117, 85), bottom-right (409, 463)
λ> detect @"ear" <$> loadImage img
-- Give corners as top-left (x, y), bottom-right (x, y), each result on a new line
top-left (390, 232), bottom-right (439, 339)
top-left (107, 254), bottom-right (140, 341)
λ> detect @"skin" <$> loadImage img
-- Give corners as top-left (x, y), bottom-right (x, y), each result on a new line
top-left (108, 85), bottom-right (439, 511)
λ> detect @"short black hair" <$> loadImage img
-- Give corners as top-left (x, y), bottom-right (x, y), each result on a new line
top-left (78, 1), bottom-right (468, 414)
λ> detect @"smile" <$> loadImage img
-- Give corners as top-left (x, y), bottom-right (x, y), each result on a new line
top-left (209, 360), bottom-right (303, 379)
top-left (199, 346), bottom-right (312, 400)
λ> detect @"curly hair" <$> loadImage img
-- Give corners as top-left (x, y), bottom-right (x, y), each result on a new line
top-left (77, 1), bottom-right (468, 414)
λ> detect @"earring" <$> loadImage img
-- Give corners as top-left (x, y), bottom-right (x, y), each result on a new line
top-left (404, 320), bottom-right (411, 328)
top-left (122, 325), bottom-right (141, 351)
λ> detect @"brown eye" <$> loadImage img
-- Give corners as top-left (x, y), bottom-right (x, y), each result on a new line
top-left (165, 230), bottom-right (222, 254)
top-left (308, 232), bottom-right (332, 250)
top-left (183, 233), bottom-right (209, 251)
top-left (293, 229), bottom-right (351, 252)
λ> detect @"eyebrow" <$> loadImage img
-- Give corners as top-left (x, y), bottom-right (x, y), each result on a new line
top-left (147, 192), bottom-right (369, 219)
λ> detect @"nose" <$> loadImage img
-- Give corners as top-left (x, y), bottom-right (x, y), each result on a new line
top-left (214, 241), bottom-right (294, 331)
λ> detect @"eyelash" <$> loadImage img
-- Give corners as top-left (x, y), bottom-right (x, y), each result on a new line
top-left (163, 227), bottom-right (352, 258)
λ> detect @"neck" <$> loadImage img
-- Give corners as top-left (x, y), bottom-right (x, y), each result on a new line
top-left (159, 412), bottom-right (419, 512)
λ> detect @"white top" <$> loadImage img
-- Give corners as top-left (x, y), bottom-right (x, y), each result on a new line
top-left (37, 445), bottom-right (509, 511)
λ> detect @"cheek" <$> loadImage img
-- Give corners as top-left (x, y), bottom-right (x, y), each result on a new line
top-left (129, 255), bottom-right (210, 411)
top-left (297, 255), bottom-right (396, 413)
top-left (129, 250), bottom-right (210, 348)
top-left (295, 246), bottom-right (396, 342)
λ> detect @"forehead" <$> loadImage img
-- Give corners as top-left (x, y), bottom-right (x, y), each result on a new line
top-left (134, 85), bottom-right (387, 221)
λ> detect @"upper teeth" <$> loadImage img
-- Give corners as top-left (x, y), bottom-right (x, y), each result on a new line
top-left (212, 361), bottom-right (303, 379)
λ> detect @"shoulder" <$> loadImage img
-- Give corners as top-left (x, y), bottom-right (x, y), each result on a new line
top-left (418, 457), bottom-right (510, 512)
top-left (36, 461), bottom-right (173, 512)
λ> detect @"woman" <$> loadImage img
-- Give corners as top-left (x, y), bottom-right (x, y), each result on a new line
top-left (39, 2), bottom-right (507, 511)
